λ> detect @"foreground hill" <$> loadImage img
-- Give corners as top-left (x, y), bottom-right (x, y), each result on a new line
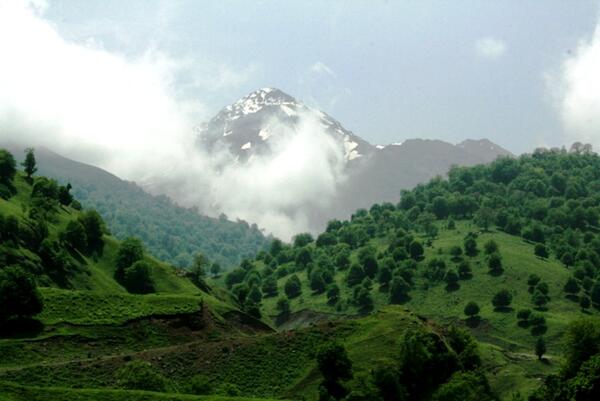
top-left (1, 143), bottom-right (269, 268)
top-left (217, 147), bottom-right (600, 399)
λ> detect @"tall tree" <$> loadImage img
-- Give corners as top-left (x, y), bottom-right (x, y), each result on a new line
top-left (21, 148), bottom-right (37, 180)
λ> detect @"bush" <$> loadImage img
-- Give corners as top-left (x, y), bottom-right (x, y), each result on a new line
top-left (534, 243), bottom-right (548, 258)
top-left (189, 374), bottom-right (212, 395)
top-left (115, 360), bottom-right (166, 392)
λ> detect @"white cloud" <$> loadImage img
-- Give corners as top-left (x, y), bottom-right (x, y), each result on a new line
top-left (310, 61), bottom-right (336, 77)
top-left (475, 37), bottom-right (507, 60)
top-left (554, 21), bottom-right (600, 146)
top-left (0, 0), bottom-right (347, 240)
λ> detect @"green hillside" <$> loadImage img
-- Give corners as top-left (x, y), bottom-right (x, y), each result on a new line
top-left (217, 148), bottom-right (600, 399)
top-left (2, 144), bottom-right (269, 268)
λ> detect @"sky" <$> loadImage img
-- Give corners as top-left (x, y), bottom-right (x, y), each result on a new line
top-left (39, 0), bottom-right (600, 153)
top-left (2, 0), bottom-right (600, 238)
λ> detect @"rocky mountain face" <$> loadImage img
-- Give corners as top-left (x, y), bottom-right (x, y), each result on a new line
top-left (197, 88), bottom-right (513, 230)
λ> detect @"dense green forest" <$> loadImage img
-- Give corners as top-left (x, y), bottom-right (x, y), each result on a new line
top-left (216, 147), bottom-right (600, 399)
top-left (3, 147), bottom-right (600, 401)
top-left (4, 146), bottom-right (270, 267)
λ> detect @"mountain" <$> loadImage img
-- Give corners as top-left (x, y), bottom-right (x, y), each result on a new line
top-left (1, 144), bottom-right (269, 268)
top-left (196, 87), bottom-right (374, 163)
top-left (198, 88), bottom-right (513, 230)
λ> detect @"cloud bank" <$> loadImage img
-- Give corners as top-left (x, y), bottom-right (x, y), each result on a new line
top-left (0, 0), bottom-right (346, 240)
top-left (556, 21), bottom-right (600, 147)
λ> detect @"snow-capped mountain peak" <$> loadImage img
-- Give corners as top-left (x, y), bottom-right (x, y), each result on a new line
top-left (197, 88), bottom-right (374, 162)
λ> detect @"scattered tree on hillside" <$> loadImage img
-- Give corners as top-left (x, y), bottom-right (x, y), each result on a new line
top-left (389, 276), bottom-right (411, 304)
top-left (409, 241), bottom-right (424, 260)
top-left (0, 149), bottom-right (17, 198)
top-left (115, 237), bottom-right (144, 282)
top-left (276, 297), bottom-right (290, 318)
top-left (123, 260), bottom-right (155, 294)
top-left (463, 237), bottom-right (478, 257)
top-left (534, 243), bottom-right (548, 259)
top-left (564, 277), bottom-right (580, 296)
top-left (60, 219), bottom-right (87, 252)
top-left (535, 337), bottom-right (546, 360)
top-left (487, 253), bottom-right (503, 275)
top-left (284, 274), bottom-right (302, 298)
top-left (464, 301), bottom-right (480, 320)
top-left (346, 264), bottom-right (365, 287)
top-left (492, 289), bottom-right (512, 311)
top-left (483, 240), bottom-right (498, 255)
top-left (21, 148), bottom-right (37, 181)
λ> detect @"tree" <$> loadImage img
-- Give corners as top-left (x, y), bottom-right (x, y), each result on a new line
top-left (580, 295), bottom-right (591, 311)
top-left (0, 266), bottom-right (43, 323)
top-left (21, 148), bottom-right (37, 180)
top-left (377, 265), bottom-right (392, 287)
top-left (316, 343), bottom-right (353, 400)
top-left (532, 289), bottom-right (549, 310)
top-left (457, 260), bottom-right (472, 279)
top-left (210, 262), bottom-right (221, 276)
top-left (247, 285), bottom-right (262, 304)
top-left (592, 282), bottom-right (600, 306)
top-left (475, 207), bottom-right (495, 232)
top-left (463, 237), bottom-right (478, 257)
top-left (326, 284), bottom-right (340, 305)
top-left (60, 219), bottom-right (87, 252)
top-left (0, 149), bottom-right (17, 188)
top-left (276, 297), bottom-right (290, 317)
top-left (284, 274), bottom-right (302, 298)
top-left (517, 309), bottom-right (532, 323)
top-left (445, 269), bottom-right (459, 289)
top-left (564, 277), bottom-right (580, 296)
top-left (389, 276), bottom-right (410, 304)
top-left (449, 245), bottom-right (463, 261)
top-left (116, 360), bottom-right (166, 392)
top-left (78, 210), bottom-right (104, 253)
top-left (115, 237), bottom-right (144, 281)
top-left (123, 260), bottom-right (155, 294)
top-left (464, 301), bottom-right (480, 319)
top-left (535, 337), bottom-right (546, 360)
top-left (487, 253), bottom-right (503, 275)
top-left (295, 247), bottom-right (313, 268)
top-left (534, 243), bottom-right (548, 259)
top-left (191, 253), bottom-right (210, 277)
top-left (483, 240), bottom-right (498, 255)
top-left (310, 269), bottom-right (326, 293)
top-left (293, 233), bottom-right (314, 247)
top-left (527, 274), bottom-right (541, 293)
top-left (346, 264), bottom-right (365, 287)
top-left (409, 241), bottom-right (424, 260)
top-left (261, 276), bottom-right (278, 297)
top-left (492, 289), bottom-right (512, 310)
top-left (353, 286), bottom-right (373, 311)
top-left (58, 183), bottom-right (73, 206)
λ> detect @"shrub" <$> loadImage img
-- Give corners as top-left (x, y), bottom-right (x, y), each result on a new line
top-left (115, 360), bottom-right (166, 392)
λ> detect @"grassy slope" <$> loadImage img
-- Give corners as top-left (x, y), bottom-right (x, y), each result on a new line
top-left (0, 381), bottom-right (283, 401)
top-left (244, 221), bottom-right (595, 399)
top-left (0, 307), bottom-right (426, 400)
